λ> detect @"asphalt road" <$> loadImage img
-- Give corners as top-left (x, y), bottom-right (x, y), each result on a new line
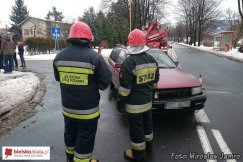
top-left (0, 45), bottom-right (243, 162)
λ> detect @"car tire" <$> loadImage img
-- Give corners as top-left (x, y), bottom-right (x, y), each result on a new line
top-left (185, 110), bottom-right (195, 117)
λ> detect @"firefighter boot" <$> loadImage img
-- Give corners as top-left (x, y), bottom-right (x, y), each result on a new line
top-left (124, 149), bottom-right (145, 162)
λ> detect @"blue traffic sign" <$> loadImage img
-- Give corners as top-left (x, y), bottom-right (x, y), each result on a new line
top-left (51, 27), bottom-right (60, 40)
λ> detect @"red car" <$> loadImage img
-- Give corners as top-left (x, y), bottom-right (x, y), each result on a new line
top-left (107, 46), bottom-right (207, 113)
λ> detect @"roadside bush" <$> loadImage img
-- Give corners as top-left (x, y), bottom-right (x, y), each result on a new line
top-left (24, 37), bottom-right (69, 54)
top-left (202, 39), bottom-right (213, 47)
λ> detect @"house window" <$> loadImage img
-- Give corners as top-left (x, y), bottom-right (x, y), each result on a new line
top-left (24, 29), bottom-right (29, 35)
top-left (37, 28), bottom-right (43, 35)
top-left (29, 29), bottom-right (33, 35)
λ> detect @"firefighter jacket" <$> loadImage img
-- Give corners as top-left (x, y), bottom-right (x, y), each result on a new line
top-left (118, 52), bottom-right (159, 114)
top-left (53, 40), bottom-right (111, 121)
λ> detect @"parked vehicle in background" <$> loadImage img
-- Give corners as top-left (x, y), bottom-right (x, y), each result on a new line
top-left (107, 46), bottom-right (207, 113)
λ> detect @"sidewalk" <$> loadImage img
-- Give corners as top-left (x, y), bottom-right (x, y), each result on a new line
top-left (178, 43), bottom-right (243, 63)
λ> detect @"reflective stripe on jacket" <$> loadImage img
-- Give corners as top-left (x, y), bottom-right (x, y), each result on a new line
top-left (53, 44), bottom-right (111, 120)
top-left (118, 52), bottom-right (159, 114)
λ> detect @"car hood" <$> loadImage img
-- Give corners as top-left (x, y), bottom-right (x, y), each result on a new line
top-left (157, 68), bottom-right (201, 89)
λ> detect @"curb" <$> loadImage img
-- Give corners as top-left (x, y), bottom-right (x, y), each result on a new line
top-left (177, 43), bottom-right (243, 63)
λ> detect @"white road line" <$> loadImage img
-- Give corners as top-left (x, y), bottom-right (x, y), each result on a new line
top-left (212, 129), bottom-right (237, 162)
top-left (205, 90), bottom-right (233, 94)
top-left (195, 109), bottom-right (210, 123)
top-left (196, 126), bottom-right (217, 162)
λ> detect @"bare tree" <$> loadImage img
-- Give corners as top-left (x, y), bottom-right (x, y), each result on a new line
top-left (225, 8), bottom-right (240, 31)
top-left (237, 0), bottom-right (243, 52)
top-left (29, 18), bottom-right (42, 38)
top-left (177, 0), bottom-right (222, 46)
top-left (225, 8), bottom-right (242, 47)
top-left (172, 22), bottom-right (186, 42)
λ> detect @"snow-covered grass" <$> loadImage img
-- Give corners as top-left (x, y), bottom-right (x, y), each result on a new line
top-left (24, 54), bottom-right (57, 60)
top-left (24, 49), bottom-right (113, 61)
top-left (0, 71), bottom-right (40, 115)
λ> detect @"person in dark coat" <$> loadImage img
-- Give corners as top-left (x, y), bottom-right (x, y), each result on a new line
top-left (18, 42), bottom-right (26, 67)
top-left (0, 35), bottom-right (4, 71)
top-left (53, 21), bottom-right (111, 162)
top-left (118, 29), bottom-right (160, 161)
top-left (0, 32), bottom-right (14, 74)
top-left (13, 47), bottom-right (18, 68)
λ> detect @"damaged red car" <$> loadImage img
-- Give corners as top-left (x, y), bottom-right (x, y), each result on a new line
top-left (107, 46), bottom-right (207, 113)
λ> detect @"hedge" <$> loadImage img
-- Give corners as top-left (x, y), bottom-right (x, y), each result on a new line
top-left (24, 37), bottom-right (69, 54)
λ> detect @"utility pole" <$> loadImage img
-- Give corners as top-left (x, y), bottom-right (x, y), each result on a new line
top-left (128, 0), bottom-right (132, 31)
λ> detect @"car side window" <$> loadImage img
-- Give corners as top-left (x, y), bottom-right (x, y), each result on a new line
top-left (110, 49), bottom-right (120, 62)
top-left (117, 50), bottom-right (127, 64)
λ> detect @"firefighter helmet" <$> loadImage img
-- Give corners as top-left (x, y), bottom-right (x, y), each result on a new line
top-left (68, 21), bottom-right (93, 41)
top-left (127, 29), bottom-right (146, 46)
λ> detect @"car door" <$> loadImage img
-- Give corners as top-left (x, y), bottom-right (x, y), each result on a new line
top-left (108, 48), bottom-right (121, 89)
top-left (108, 48), bottom-right (127, 89)
top-left (113, 49), bottom-right (127, 89)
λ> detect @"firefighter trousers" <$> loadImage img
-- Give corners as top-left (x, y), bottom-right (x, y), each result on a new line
top-left (127, 109), bottom-right (153, 160)
top-left (64, 117), bottom-right (98, 162)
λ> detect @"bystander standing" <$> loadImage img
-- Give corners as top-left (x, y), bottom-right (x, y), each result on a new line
top-left (0, 32), bottom-right (14, 74)
top-left (0, 34), bottom-right (4, 72)
top-left (13, 47), bottom-right (18, 69)
top-left (18, 42), bottom-right (26, 67)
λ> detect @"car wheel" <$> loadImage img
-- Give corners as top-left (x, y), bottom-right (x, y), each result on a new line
top-left (185, 110), bottom-right (195, 116)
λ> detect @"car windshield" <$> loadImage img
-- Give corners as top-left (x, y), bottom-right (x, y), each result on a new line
top-left (147, 50), bottom-right (176, 68)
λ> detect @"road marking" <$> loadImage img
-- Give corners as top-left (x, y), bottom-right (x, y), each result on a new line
top-left (196, 126), bottom-right (217, 162)
top-left (195, 109), bottom-right (210, 123)
top-left (212, 129), bottom-right (237, 162)
top-left (205, 90), bottom-right (233, 94)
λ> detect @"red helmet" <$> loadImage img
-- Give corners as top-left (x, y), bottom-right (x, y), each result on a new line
top-left (68, 21), bottom-right (93, 41)
top-left (127, 29), bottom-right (146, 46)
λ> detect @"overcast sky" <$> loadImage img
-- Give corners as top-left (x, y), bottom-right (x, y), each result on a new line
top-left (0, 0), bottom-right (239, 28)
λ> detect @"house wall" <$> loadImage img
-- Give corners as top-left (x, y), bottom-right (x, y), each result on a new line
top-left (21, 17), bottom-right (71, 40)
top-left (21, 18), bottom-right (48, 40)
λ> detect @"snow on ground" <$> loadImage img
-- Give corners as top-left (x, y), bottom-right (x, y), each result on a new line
top-left (0, 71), bottom-right (40, 115)
top-left (179, 43), bottom-right (243, 62)
top-left (24, 49), bottom-right (113, 61)
top-left (24, 54), bottom-right (57, 60)
top-left (0, 48), bottom-right (113, 115)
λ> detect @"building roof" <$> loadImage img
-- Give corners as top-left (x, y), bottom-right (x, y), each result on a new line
top-left (19, 16), bottom-right (72, 26)
top-left (213, 31), bottom-right (234, 35)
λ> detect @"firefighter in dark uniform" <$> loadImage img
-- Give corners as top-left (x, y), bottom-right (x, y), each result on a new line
top-left (118, 29), bottom-right (160, 161)
top-left (53, 21), bottom-right (111, 162)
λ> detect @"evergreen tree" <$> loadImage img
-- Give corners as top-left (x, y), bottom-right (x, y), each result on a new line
top-left (79, 7), bottom-right (98, 46)
top-left (45, 6), bottom-right (64, 21)
top-left (9, 0), bottom-right (29, 41)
